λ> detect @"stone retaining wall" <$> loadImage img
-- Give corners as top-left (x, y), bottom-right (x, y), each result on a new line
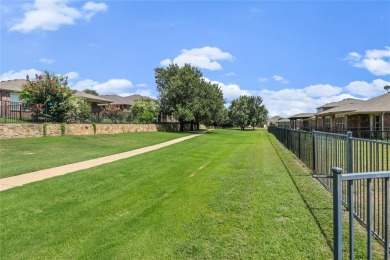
top-left (0, 123), bottom-right (190, 139)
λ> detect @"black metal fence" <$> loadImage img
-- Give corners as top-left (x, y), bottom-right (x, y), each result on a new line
top-left (332, 167), bottom-right (389, 260)
top-left (318, 128), bottom-right (390, 143)
top-left (0, 101), bottom-right (147, 124)
top-left (268, 126), bottom-right (390, 252)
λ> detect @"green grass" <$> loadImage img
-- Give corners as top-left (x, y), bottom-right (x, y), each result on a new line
top-left (0, 131), bottom-right (189, 178)
top-left (0, 129), bottom-right (384, 259)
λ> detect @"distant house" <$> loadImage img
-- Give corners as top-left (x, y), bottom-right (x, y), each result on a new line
top-left (0, 79), bottom-right (112, 119)
top-left (274, 118), bottom-right (291, 128)
top-left (74, 92), bottom-right (112, 113)
top-left (0, 79), bottom-right (27, 118)
top-left (315, 98), bottom-right (364, 130)
top-left (268, 116), bottom-right (282, 126)
top-left (100, 94), bottom-right (174, 122)
top-left (288, 113), bottom-right (316, 130)
top-left (315, 93), bottom-right (390, 137)
top-left (100, 94), bottom-right (152, 113)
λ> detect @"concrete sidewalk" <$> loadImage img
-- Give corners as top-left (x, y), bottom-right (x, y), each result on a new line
top-left (0, 134), bottom-right (200, 191)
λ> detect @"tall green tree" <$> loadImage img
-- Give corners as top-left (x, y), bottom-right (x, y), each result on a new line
top-left (155, 63), bottom-right (224, 131)
top-left (228, 95), bottom-right (268, 130)
top-left (192, 79), bottom-right (225, 129)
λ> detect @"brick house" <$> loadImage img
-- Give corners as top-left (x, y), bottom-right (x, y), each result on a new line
top-left (0, 79), bottom-right (112, 119)
top-left (314, 98), bottom-right (364, 130)
top-left (288, 113), bottom-right (316, 130)
top-left (0, 79), bottom-right (29, 118)
top-left (315, 93), bottom-right (390, 138)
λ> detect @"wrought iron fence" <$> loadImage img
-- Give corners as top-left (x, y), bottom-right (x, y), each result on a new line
top-left (332, 168), bottom-right (389, 260)
top-left (268, 126), bottom-right (390, 252)
top-left (0, 101), bottom-right (151, 124)
top-left (315, 128), bottom-right (390, 142)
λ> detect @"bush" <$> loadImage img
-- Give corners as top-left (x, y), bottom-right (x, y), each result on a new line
top-left (101, 105), bottom-right (126, 123)
top-left (20, 71), bottom-right (77, 122)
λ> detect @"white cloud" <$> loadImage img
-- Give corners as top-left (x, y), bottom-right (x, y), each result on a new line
top-left (82, 1), bottom-right (108, 20)
top-left (72, 79), bottom-right (99, 90)
top-left (304, 84), bottom-right (342, 97)
top-left (204, 77), bottom-right (253, 103)
top-left (160, 46), bottom-right (234, 71)
top-left (72, 78), bottom-right (133, 95)
top-left (10, 0), bottom-right (108, 33)
top-left (345, 79), bottom-right (390, 97)
top-left (136, 83), bottom-right (148, 88)
top-left (260, 88), bottom-right (357, 118)
top-left (39, 58), bottom-right (54, 64)
top-left (221, 72), bottom-right (236, 77)
top-left (345, 47), bottom-right (390, 76)
top-left (133, 90), bottom-right (156, 99)
top-left (258, 77), bottom-right (268, 82)
top-left (0, 68), bottom-right (42, 81)
top-left (272, 75), bottom-right (289, 84)
top-left (65, 71), bottom-right (79, 80)
top-left (205, 77), bottom-right (389, 118)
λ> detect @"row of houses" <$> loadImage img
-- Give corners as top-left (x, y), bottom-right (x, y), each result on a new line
top-left (0, 79), bottom-right (174, 123)
top-left (269, 92), bottom-right (390, 139)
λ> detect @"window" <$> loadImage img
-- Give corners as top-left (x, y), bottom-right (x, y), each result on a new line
top-left (10, 93), bottom-right (20, 110)
top-left (335, 117), bottom-right (345, 130)
top-left (325, 117), bottom-right (331, 129)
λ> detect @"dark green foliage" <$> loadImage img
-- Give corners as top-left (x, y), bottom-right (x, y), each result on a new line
top-left (131, 99), bottom-right (158, 123)
top-left (228, 95), bottom-right (268, 130)
top-left (60, 123), bottom-right (66, 136)
top-left (92, 123), bottom-right (96, 134)
top-left (42, 122), bottom-right (48, 137)
top-left (83, 89), bottom-right (99, 96)
top-left (155, 64), bottom-right (225, 131)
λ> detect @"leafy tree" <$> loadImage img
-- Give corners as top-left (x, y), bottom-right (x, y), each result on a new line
top-left (192, 79), bottom-right (225, 129)
top-left (228, 95), bottom-right (268, 130)
top-left (247, 96), bottom-right (268, 129)
top-left (83, 88), bottom-right (99, 96)
top-left (385, 85), bottom-right (390, 93)
top-left (20, 71), bottom-right (77, 122)
top-left (155, 64), bottom-right (201, 131)
top-left (155, 63), bottom-right (225, 131)
top-left (228, 96), bottom-right (250, 130)
top-left (131, 98), bottom-right (158, 123)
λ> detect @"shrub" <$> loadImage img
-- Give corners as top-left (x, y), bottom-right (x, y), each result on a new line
top-left (131, 99), bottom-right (158, 123)
top-left (60, 123), bottom-right (66, 136)
top-left (20, 71), bottom-right (77, 123)
top-left (101, 105), bottom-right (126, 123)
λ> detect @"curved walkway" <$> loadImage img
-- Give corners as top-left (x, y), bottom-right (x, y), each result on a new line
top-left (0, 134), bottom-right (201, 191)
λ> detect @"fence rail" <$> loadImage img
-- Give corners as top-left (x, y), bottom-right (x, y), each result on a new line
top-left (332, 168), bottom-right (389, 260)
top-left (0, 101), bottom-right (158, 124)
top-left (268, 126), bottom-right (390, 254)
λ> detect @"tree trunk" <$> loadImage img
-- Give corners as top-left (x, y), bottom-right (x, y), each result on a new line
top-left (196, 120), bottom-right (200, 130)
top-left (190, 121), bottom-right (194, 131)
top-left (179, 120), bottom-right (184, 132)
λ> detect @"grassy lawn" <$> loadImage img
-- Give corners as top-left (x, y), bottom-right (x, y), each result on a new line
top-left (0, 129), bottom-right (384, 259)
top-left (0, 131), bottom-right (189, 178)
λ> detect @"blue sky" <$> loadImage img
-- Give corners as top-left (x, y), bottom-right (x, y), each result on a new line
top-left (1, 0), bottom-right (389, 117)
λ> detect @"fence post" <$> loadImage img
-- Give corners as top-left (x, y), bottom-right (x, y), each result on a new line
top-left (298, 130), bottom-right (301, 159)
top-left (312, 131), bottom-right (316, 173)
top-left (346, 131), bottom-right (353, 173)
top-left (332, 167), bottom-right (343, 260)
